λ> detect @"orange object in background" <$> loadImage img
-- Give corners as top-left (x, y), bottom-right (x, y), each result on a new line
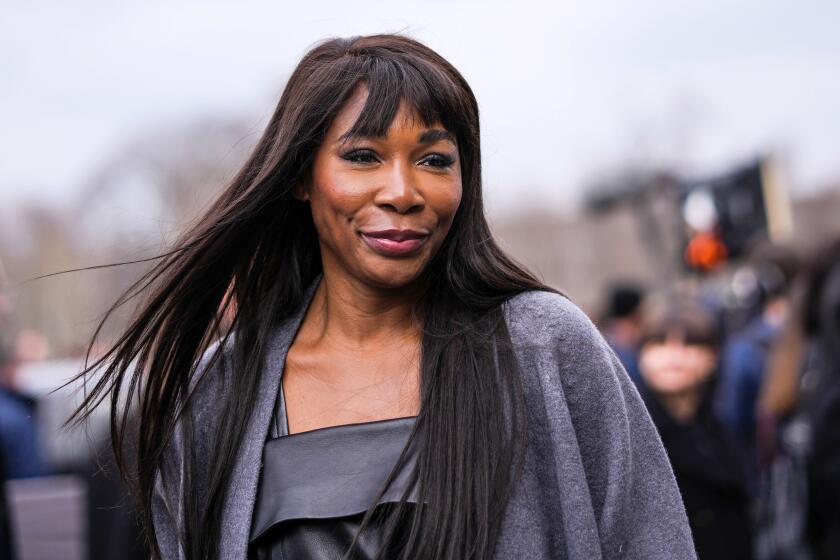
top-left (685, 231), bottom-right (728, 270)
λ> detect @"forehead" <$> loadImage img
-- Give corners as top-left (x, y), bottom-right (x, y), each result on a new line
top-left (327, 85), bottom-right (449, 142)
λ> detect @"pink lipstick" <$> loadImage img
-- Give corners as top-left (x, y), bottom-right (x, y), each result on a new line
top-left (359, 229), bottom-right (429, 257)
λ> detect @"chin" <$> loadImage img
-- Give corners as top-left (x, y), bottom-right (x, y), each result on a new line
top-left (360, 260), bottom-right (429, 291)
top-left (653, 380), bottom-right (698, 396)
top-left (367, 271), bottom-right (424, 291)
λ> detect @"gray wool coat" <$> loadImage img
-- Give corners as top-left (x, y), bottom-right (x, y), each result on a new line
top-left (152, 281), bottom-right (697, 559)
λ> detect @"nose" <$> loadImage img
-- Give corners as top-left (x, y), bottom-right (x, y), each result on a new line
top-left (374, 161), bottom-right (425, 214)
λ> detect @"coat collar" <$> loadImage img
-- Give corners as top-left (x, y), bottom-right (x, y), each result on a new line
top-left (220, 275), bottom-right (321, 559)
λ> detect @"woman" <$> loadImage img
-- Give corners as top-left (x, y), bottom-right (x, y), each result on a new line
top-left (638, 301), bottom-right (753, 560)
top-left (72, 35), bottom-right (694, 559)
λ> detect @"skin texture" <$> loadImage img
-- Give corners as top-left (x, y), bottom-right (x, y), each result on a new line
top-left (282, 86), bottom-right (463, 434)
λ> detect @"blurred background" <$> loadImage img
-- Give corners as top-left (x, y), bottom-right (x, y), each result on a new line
top-left (1, 1), bottom-right (838, 558)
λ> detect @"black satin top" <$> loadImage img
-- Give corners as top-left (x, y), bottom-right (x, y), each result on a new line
top-left (248, 384), bottom-right (418, 559)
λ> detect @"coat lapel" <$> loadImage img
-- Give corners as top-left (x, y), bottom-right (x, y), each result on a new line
top-left (220, 277), bottom-right (321, 559)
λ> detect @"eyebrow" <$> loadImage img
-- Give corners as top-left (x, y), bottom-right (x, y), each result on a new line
top-left (418, 129), bottom-right (456, 145)
top-left (335, 128), bottom-right (456, 145)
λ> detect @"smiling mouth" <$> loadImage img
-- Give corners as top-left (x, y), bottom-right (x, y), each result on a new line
top-left (359, 229), bottom-right (430, 257)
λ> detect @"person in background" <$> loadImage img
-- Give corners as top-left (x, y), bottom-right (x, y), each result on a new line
top-left (756, 238), bottom-right (840, 560)
top-left (0, 259), bottom-right (18, 558)
top-left (639, 300), bottom-right (753, 560)
top-left (0, 259), bottom-right (45, 481)
top-left (0, 344), bottom-right (44, 480)
top-left (798, 239), bottom-right (840, 559)
top-left (716, 244), bottom-right (800, 479)
top-left (600, 283), bottom-right (646, 388)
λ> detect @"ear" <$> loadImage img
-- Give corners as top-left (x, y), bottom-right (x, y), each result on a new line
top-left (292, 182), bottom-right (310, 202)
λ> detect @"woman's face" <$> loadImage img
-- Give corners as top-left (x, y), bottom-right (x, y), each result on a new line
top-left (639, 333), bottom-right (717, 396)
top-left (304, 86), bottom-right (463, 290)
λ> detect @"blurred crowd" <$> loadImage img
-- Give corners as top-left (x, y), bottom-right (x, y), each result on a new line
top-left (600, 237), bottom-right (840, 560)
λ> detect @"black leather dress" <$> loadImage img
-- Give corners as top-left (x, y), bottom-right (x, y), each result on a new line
top-left (248, 384), bottom-right (417, 559)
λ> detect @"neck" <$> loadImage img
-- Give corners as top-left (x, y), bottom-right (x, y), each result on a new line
top-left (659, 390), bottom-right (702, 423)
top-left (306, 270), bottom-right (423, 348)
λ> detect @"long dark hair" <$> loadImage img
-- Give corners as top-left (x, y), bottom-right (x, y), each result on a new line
top-left (70, 34), bottom-right (549, 560)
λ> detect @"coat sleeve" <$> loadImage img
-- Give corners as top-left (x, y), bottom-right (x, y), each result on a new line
top-left (556, 296), bottom-right (695, 558)
top-left (507, 291), bottom-right (697, 559)
top-left (593, 349), bottom-right (697, 557)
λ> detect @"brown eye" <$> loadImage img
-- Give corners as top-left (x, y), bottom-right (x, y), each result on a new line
top-left (341, 149), bottom-right (379, 164)
top-left (419, 153), bottom-right (455, 168)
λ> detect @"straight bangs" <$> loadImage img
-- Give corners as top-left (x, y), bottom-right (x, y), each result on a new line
top-left (341, 54), bottom-right (471, 146)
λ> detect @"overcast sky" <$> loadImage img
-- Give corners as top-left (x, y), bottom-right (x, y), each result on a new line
top-left (2, 0), bottom-right (838, 218)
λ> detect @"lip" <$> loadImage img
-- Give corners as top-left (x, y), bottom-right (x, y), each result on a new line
top-left (359, 228), bottom-right (430, 257)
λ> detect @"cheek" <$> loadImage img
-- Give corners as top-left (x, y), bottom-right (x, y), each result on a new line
top-left (308, 177), bottom-right (366, 241)
top-left (431, 181), bottom-right (463, 231)
top-left (687, 349), bottom-right (717, 381)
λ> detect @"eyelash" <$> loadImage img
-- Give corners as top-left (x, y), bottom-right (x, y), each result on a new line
top-left (341, 149), bottom-right (378, 164)
top-left (340, 149), bottom-right (455, 169)
top-left (420, 154), bottom-right (455, 168)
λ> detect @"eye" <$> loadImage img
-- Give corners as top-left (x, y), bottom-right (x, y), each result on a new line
top-left (418, 153), bottom-right (455, 168)
top-left (340, 149), bottom-right (379, 164)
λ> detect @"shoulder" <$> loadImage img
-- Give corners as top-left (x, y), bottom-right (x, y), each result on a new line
top-left (502, 289), bottom-right (633, 430)
top-left (504, 292), bottom-right (697, 556)
top-left (503, 289), bottom-right (608, 354)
